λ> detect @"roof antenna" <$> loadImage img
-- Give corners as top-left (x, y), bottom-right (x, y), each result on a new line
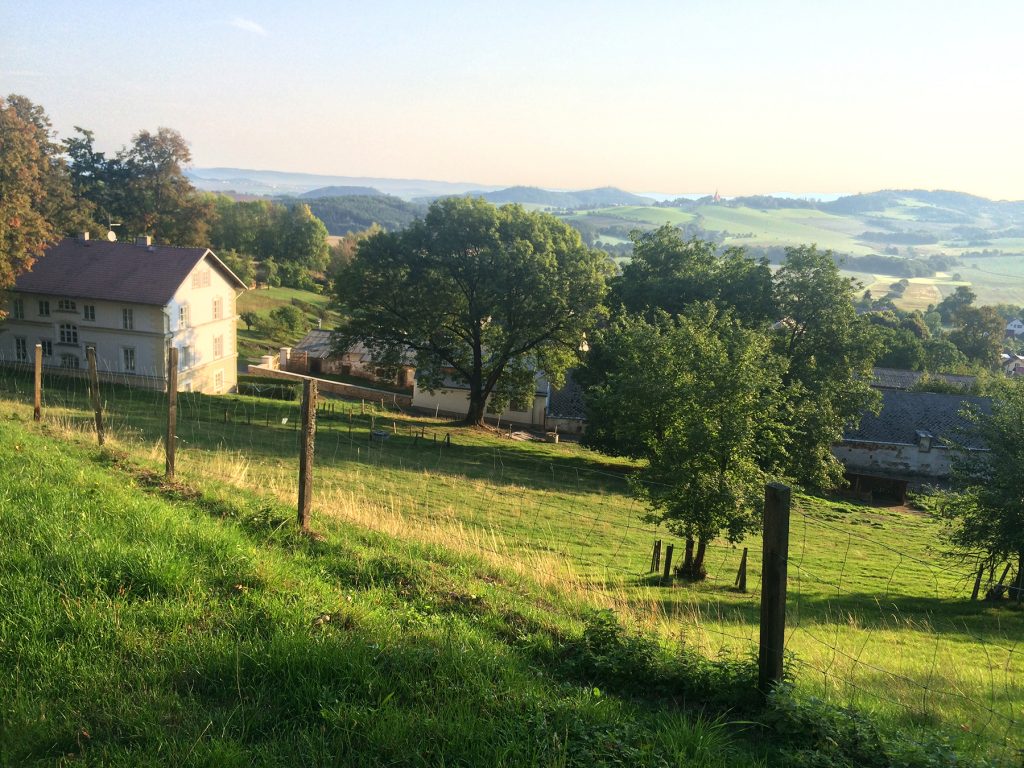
top-left (106, 217), bottom-right (122, 242)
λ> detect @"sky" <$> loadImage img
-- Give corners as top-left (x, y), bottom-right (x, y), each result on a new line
top-left (3, 1), bottom-right (1024, 198)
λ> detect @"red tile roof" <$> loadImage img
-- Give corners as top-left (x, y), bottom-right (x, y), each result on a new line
top-left (13, 238), bottom-right (245, 306)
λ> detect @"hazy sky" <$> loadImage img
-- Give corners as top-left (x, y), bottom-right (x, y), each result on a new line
top-left (3, 1), bottom-right (1023, 197)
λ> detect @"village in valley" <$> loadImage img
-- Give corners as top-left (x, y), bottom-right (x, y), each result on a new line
top-left (2, 4), bottom-right (1024, 767)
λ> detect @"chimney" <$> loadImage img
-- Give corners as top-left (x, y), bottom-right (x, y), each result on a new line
top-left (78, 231), bottom-right (90, 242)
top-left (136, 235), bottom-right (152, 247)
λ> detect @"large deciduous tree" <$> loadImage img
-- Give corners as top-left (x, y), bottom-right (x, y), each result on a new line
top-left (772, 245), bottom-right (880, 488)
top-left (335, 197), bottom-right (610, 426)
top-left (66, 124), bottom-right (212, 245)
top-left (939, 379), bottom-right (1024, 601)
top-left (0, 95), bottom-right (85, 297)
top-left (948, 305), bottom-right (1004, 368)
top-left (582, 306), bottom-right (787, 579)
top-left (613, 225), bottom-right (775, 326)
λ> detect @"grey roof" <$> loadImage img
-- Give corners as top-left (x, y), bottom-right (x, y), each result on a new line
top-left (293, 329), bottom-right (335, 358)
top-left (844, 390), bottom-right (990, 450)
top-left (13, 238), bottom-right (245, 306)
top-left (547, 371), bottom-right (586, 420)
top-left (294, 332), bottom-right (417, 365)
top-left (871, 367), bottom-right (976, 390)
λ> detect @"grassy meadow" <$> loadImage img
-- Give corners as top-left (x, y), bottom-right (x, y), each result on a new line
top-left (236, 286), bottom-right (336, 364)
top-left (0, 368), bottom-right (1021, 764)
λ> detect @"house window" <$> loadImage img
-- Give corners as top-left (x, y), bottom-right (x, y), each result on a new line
top-left (59, 324), bottom-right (79, 345)
top-left (213, 335), bottom-right (223, 358)
top-left (40, 340), bottom-right (53, 357)
top-left (179, 305), bottom-right (189, 329)
top-left (122, 347), bottom-right (136, 374)
top-left (179, 345), bottom-right (192, 371)
top-left (38, 300), bottom-right (50, 317)
top-left (60, 353), bottom-right (80, 369)
top-left (122, 308), bottom-right (134, 330)
top-left (191, 269), bottom-right (210, 289)
top-left (57, 298), bottom-right (77, 312)
top-left (213, 369), bottom-right (224, 393)
top-left (83, 305), bottom-right (96, 321)
top-left (15, 338), bottom-right (28, 362)
top-left (12, 299), bottom-right (24, 320)
top-left (213, 296), bottom-right (223, 320)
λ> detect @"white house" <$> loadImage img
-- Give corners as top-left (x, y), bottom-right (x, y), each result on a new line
top-left (0, 234), bottom-right (246, 393)
top-left (1006, 318), bottom-right (1024, 337)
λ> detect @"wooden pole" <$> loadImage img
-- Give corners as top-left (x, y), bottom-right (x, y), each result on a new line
top-left (759, 482), bottom-right (791, 694)
top-left (166, 348), bottom-right (178, 480)
top-left (650, 540), bottom-right (662, 573)
top-left (33, 343), bottom-right (42, 422)
top-left (662, 544), bottom-right (674, 585)
top-left (971, 562), bottom-right (985, 601)
top-left (297, 378), bottom-right (318, 531)
top-left (85, 347), bottom-right (105, 445)
top-left (736, 547), bottom-right (749, 593)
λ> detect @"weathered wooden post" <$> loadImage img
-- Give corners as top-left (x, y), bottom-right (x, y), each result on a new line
top-left (297, 378), bottom-right (318, 531)
top-left (650, 540), bottom-right (662, 573)
top-left (759, 483), bottom-right (791, 694)
top-left (85, 346), bottom-right (105, 446)
top-left (166, 348), bottom-right (178, 480)
top-left (662, 544), bottom-right (674, 585)
top-left (33, 343), bottom-right (42, 422)
top-left (735, 547), bottom-right (749, 593)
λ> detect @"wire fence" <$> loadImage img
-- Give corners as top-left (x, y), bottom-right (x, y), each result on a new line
top-left (0, 357), bottom-right (1021, 763)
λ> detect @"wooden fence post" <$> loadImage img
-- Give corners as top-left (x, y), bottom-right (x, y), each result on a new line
top-left (33, 343), bottom-right (42, 422)
top-left (650, 540), bottom-right (662, 573)
top-left (85, 346), bottom-right (105, 445)
top-left (297, 378), bottom-right (318, 531)
top-left (735, 547), bottom-right (749, 593)
top-left (166, 348), bottom-right (178, 480)
top-left (759, 482), bottom-right (791, 694)
top-left (662, 544), bottom-right (674, 585)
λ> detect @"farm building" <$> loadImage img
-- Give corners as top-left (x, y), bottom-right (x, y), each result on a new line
top-left (832, 389), bottom-right (990, 502)
top-left (0, 234), bottom-right (246, 393)
top-left (281, 330), bottom-right (415, 388)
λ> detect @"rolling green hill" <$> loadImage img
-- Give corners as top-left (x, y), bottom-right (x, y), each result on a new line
top-left (559, 192), bottom-right (1024, 306)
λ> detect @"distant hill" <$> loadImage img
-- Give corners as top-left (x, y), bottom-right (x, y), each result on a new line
top-left (300, 185), bottom-right (382, 199)
top-left (299, 195), bottom-right (427, 235)
top-left (466, 185), bottom-right (654, 208)
top-left (187, 168), bottom-right (503, 200)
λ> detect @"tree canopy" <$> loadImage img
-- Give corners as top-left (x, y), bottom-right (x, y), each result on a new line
top-left (939, 379), bottom-right (1024, 600)
top-left (334, 197), bottom-right (611, 425)
top-left (581, 306), bottom-right (787, 578)
top-left (613, 226), bottom-right (775, 326)
top-left (0, 95), bottom-right (86, 297)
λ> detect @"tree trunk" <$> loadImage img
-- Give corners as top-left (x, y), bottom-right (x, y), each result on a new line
top-left (693, 538), bottom-right (708, 580)
top-left (678, 536), bottom-right (708, 581)
top-left (682, 537), bottom-right (695, 571)
top-left (463, 392), bottom-right (487, 426)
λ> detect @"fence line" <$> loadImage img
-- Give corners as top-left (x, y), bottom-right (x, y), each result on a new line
top-left (0, 361), bottom-right (1019, 762)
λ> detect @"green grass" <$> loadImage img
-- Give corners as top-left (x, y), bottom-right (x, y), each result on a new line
top-left (1, 369), bottom-right (1021, 764)
top-left (0, 417), bottom-right (769, 767)
top-left (236, 287), bottom-right (337, 363)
